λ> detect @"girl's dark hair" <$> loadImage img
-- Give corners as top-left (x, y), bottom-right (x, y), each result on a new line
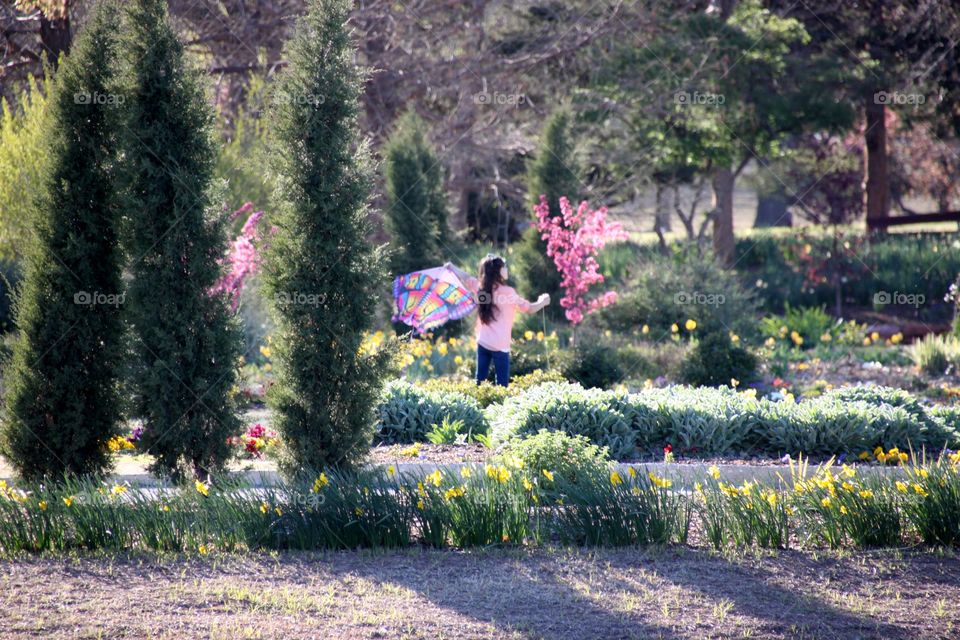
top-left (477, 255), bottom-right (506, 325)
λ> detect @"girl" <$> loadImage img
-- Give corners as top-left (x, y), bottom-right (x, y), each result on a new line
top-left (445, 255), bottom-right (550, 386)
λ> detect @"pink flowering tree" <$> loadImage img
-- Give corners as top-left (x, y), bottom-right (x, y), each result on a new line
top-left (534, 195), bottom-right (627, 325)
top-left (211, 202), bottom-right (270, 311)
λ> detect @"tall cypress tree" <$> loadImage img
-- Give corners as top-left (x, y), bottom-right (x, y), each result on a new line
top-left (0, 0), bottom-right (125, 481)
top-left (118, 0), bottom-right (240, 480)
top-left (384, 109), bottom-right (452, 277)
top-left (262, 0), bottom-right (390, 475)
top-left (515, 109), bottom-right (581, 314)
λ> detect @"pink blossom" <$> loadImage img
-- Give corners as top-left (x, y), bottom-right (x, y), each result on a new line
top-left (211, 204), bottom-right (269, 311)
top-left (534, 195), bottom-right (626, 325)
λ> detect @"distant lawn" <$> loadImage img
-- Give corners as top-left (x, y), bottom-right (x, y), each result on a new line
top-left (1, 547), bottom-right (956, 639)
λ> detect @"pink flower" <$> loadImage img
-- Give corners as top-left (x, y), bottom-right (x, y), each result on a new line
top-left (211, 205), bottom-right (269, 311)
top-left (534, 195), bottom-right (626, 325)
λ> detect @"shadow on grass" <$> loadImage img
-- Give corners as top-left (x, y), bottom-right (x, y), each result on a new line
top-left (325, 545), bottom-right (940, 639)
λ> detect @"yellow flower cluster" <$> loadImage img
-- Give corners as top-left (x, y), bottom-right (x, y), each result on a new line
top-left (106, 435), bottom-right (135, 453)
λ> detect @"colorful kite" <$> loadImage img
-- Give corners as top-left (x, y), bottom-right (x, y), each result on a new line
top-left (392, 266), bottom-right (476, 334)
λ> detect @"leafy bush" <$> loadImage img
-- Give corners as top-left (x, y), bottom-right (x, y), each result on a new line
top-left (490, 382), bottom-right (636, 459)
top-left (929, 407), bottom-right (960, 449)
top-left (0, 74), bottom-right (49, 262)
top-left (599, 250), bottom-right (758, 339)
top-left (679, 331), bottom-right (758, 387)
top-left (561, 337), bottom-right (624, 389)
top-left (910, 334), bottom-right (960, 376)
top-left (418, 370), bottom-right (566, 407)
top-left (375, 381), bottom-right (487, 444)
top-left (628, 386), bottom-right (766, 455)
top-left (736, 231), bottom-right (960, 320)
top-left (425, 417), bottom-right (467, 445)
top-left (822, 386), bottom-right (952, 450)
top-left (759, 399), bottom-right (883, 456)
top-left (497, 429), bottom-right (611, 486)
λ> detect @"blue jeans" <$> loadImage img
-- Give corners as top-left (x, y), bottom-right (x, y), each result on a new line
top-left (476, 344), bottom-right (510, 386)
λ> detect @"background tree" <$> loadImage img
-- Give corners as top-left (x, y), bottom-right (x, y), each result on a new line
top-left (119, 0), bottom-right (240, 481)
top-left (261, 0), bottom-right (390, 475)
top-left (514, 109), bottom-right (581, 317)
top-left (0, 0), bottom-right (124, 481)
top-left (588, 0), bottom-right (852, 264)
top-left (384, 109), bottom-right (452, 277)
top-left (767, 0), bottom-right (960, 230)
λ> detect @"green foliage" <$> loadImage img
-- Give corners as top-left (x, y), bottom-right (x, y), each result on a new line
top-left (0, 73), bottom-right (50, 262)
top-left (551, 469), bottom-right (691, 546)
top-left (629, 386), bottom-right (766, 455)
top-left (260, 0), bottom-right (390, 474)
top-left (375, 380), bottom-right (487, 444)
top-left (497, 429), bottom-right (611, 487)
top-left (118, 0), bottom-right (240, 481)
top-left (1, 2), bottom-right (126, 481)
top-left (737, 231), bottom-right (960, 320)
top-left (425, 417), bottom-right (466, 445)
top-left (679, 331), bottom-right (758, 388)
top-left (490, 382), bottom-right (637, 459)
top-left (514, 109), bottom-right (580, 317)
top-left (214, 74), bottom-right (273, 213)
top-left (759, 304), bottom-right (833, 348)
top-left (417, 370), bottom-right (565, 407)
top-left (561, 337), bottom-right (625, 389)
top-left (599, 250), bottom-right (758, 339)
top-left (910, 334), bottom-right (960, 376)
top-left (384, 110), bottom-right (452, 277)
top-left (902, 456), bottom-right (960, 546)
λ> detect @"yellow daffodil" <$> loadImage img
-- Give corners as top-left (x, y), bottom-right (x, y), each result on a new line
top-left (426, 470), bottom-right (443, 487)
top-left (610, 471), bottom-right (624, 486)
top-left (195, 480), bottom-right (209, 497)
top-left (387, 465), bottom-right (396, 477)
top-left (685, 319), bottom-right (697, 331)
top-left (671, 323), bottom-right (679, 333)
top-left (461, 467), bottom-right (472, 478)
top-left (63, 496), bottom-right (75, 507)
top-left (542, 469), bottom-right (554, 482)
top-left (260, 502), bottom-right (269, 514)
top-left (708, 465), bottom-right (721, 480)
top-left (895, 481), bottom-right (908, 493)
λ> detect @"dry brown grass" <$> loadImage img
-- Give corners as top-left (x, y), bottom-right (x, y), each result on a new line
top-left (0, 546), bottom-right (957, 639)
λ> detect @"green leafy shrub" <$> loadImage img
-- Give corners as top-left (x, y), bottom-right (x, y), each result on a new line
top-left (561, 337), bottom-right (624, 389)
top-left (490, 382), bottom-right (636, 459)
top-left (737, 231), bottom-right (960, 321)
top-left (418, 370), bottom-right (565, 407)
top-left (679, 331), bottom-right (758, 387)
top-left (628, 386), bottom-right (766, 455)
top-left (0, 73), bottom-right (49, 262)
top-left (425, 417), bottom-right (468, 445)
top-left (600, 250), bottom-right (758, 339)
top-left (760, 304), bottom-right (834, 348)
top-left (910, 334), bottom-right (960, 376)
top-left (497, 429), bottom-right (611, 486)
top-left (376, 381), bottom-right (487, 444)
top-left (929, 407), bottom-right (960, 449)
top-left (759, 399), bottom-right (882, 456)
top-left (823, 386), bottom-right (953, 450)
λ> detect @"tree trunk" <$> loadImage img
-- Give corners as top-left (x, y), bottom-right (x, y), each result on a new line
top-left (712, 167), bottom-right (736, 266)
top-left (754, 192), bottom-right (791, 228)
top-left (864, 94), bottom-right (889, 233)
top-left (39, 12), bottom-right (71, 67)
top-left (653, 183), bottom-right (673, 234)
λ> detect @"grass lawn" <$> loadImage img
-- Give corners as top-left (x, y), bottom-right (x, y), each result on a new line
top-left (1, 547), bottom-right (956, 639)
